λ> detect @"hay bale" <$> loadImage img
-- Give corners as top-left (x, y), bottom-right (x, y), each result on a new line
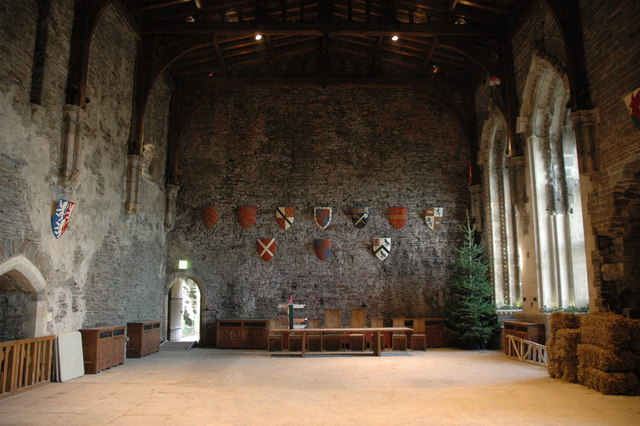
top-left (548, 359), bottom-right (579, 383)
top-left (578, 367), bottom-right (639, 395)
top-left (548, 329), bottom-right (581, 360)
top-left (581, 313), bottom-right (631, 350)
top-left (549, 312), bottom-right (581, 335)
top-left (578, 344), bottom-right (636, 372)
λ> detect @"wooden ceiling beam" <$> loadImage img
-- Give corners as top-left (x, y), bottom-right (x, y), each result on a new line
top-left (140, 0), bottom-right (194, 12)
top-left (213, 36), bottom-right (228, 75)
top-left (143, 22), bottom-right (505, 37)
top-left (456, 0), bottom-right (509, 15)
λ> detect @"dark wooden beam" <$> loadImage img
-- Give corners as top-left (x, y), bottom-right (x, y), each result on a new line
top-left (140, 0), bottom-right (193, 12)
top-left (213, 36), bottom-right (228, 76)
top-left (456, 0), bottom-right (509, 15)
top-left (421, 36), bottom-right (438, 71)
top-left (143, 22), bottom-right (506, 38)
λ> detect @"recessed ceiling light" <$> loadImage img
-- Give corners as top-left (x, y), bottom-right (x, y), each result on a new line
top-left (255, 34), bottom-right (263, 41)
top-left (391, 35), bottom-right (399, 41)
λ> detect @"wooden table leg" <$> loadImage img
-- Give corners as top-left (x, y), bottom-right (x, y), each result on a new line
top-left (301, 332), bottom-right (307, 356)
top-left (372, 331), bottom-right (381, 356)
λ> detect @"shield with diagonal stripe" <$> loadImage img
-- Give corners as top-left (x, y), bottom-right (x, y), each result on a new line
top-left (388, 206), bottom-right (407, 229)
top-left (351, 206), bottom-right (369, 228)
top-left (237, 206), bottom-right (256, 229)
top-left (202, 206), bottom-right (219, 228)
top-left (275, 207), bottom-right (294, 230)
top-left (425, 207), bottom-right (444, 230)
top-left (372, 238), bottom-right (391, 260)
top-left (313, 238), bottom-right (332, 261)
top-left (314, 207), bottom-right (332, 229)
top-left (257, 238), bottom-right (276, 261)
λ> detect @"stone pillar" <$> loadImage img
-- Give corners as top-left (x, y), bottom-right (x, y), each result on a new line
top-left (164, 184), bottom-right (180, 231)
top-left (468, 184), bottom-right (483, 232)
top-left (169, 281), bottom-right (183, 341)
top-left (59, 104), bottom-right (82, 187)
top-left (507, 155), bottom-right (539, 313)
top-left (125, 155), bottom-right (142, 214)
top-left (570, 108), bottom-right (600, 311)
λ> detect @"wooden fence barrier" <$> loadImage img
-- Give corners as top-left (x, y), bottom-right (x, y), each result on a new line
top-left (505, 334), bottom-right (548, 366)
top-left (0, 335), bottom-right (55, 398)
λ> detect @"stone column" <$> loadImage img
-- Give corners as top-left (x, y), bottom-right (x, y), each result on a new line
top-left (59, 104), bottom-right (82, 187)
top-left (468, 184), bottom-right (483, 232)
top-left (125, 155), bottom-right (142, 214)
top-left (164, 184), bottom-right (180, 231)
top-left (570, 108), bottom-right (600, 311)
top-left (507, 155), bottom-right (539, 313)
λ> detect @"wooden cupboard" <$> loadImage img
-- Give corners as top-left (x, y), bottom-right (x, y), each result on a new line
top-left (79, 326), bottom-right (126, 374)
top-left (127, 321), bottom-right (161, 358)
top-left (216, 319), bottom-right (268, 349)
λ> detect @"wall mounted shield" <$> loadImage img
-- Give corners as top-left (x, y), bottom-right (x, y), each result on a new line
top-left (425, 207), bottom-right (444, 230)
top-left (388, 206), bottom-right (407, 229)
top-left (237, 206), bottom-right (257, 229)
top-left (52, 199), bottom-right (75, 239)
top-left (351, 206), bottom-right (369, 228)
top-left (373, 238), bottom-right (391, 261)
top-left (257, 238), bottom-right (276, 261)
top-left (275, 207), bottom-right (294, 230)
top-left (314, 207), bottom-right (332, 229)
top-left (313, 239), bottom-right (332, 261)
top-left (202, 206), bottom-right (219, 228)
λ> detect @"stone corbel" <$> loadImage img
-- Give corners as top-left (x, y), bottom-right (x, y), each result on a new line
top-left (506, 156), bottom-right (527, 206)
top-left (125, 155), bottom-right (142, 215)
top-left (570, 108), bottom-right (599, 174)
top-left (59, 104), bottom-right (82, 187)
top-left (164, 184), bottom-right (180, 231)
top-left (468, 184), bottom-right (483, 232)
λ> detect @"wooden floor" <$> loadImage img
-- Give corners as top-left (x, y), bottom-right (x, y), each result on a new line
top-left (0, 348), bottom-right (638, 425)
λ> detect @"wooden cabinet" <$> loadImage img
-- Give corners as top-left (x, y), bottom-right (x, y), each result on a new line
top-left (503, 321), bottom-right (545, 352)
top-left (424, 318), bottom-right (445, 348)
top-left (127, 321), bottom-right (161, 358)
top-left (216, 319), bottom-right (268, 349)
top-left (79, 326), bottom-right (126, 374)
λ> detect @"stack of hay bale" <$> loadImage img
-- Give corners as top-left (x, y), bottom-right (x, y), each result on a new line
top-left (578, 313), bottom-right (639, 395)
top-left (548, 311), bottom-right (640, 395)
top-left (547, 312), bottom-right (581, 382)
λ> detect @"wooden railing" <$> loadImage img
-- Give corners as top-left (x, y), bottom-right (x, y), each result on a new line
top-left (0, 335), bottom-right (55, 398)
top-left (505, 334), bottom-right (548, 366)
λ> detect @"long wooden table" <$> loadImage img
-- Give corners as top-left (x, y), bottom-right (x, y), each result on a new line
top-left (269, 327), bottom-right (413, 356)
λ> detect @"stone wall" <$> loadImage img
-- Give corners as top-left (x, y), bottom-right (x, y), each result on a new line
top-left (168, 86), bottom-right (471, 339)
top-left (0, 1), bottom-right (169, 338)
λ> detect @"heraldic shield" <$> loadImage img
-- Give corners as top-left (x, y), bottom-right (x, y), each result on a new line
top-left (425, 207), bottom-right (444, 230)
top-left (351, 206), bottom-right (369, 228)
top-left (203, 206), bottom-right (219, 228)
top-left (313, 238), bottom-right (332, 261)
top-left (257, 238), bottom-right (276, 261)
top-left (275, 207), bottom-right (294, 230)
top-left (314, 207), bottom-right (332, 229)
top-left (52, 199), bottom-right (75, 239)
top-left (388, 206), bottom-right (408, 229)
top-left (373, 238), bottom-right (391, 260)
top-left (237, 206), bottom-right (256, 229)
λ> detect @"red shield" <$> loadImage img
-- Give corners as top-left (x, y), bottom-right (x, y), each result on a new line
top-left (257, 238), bottom-right (276, 261)
top-left (237, 206), bottom-right (256, 229)
top-left (388, 207), bottom-right (408, 229)
top-left (203, 206), bottom-right (219, 228)
top-left (275, 207), bottom-right (294, 230)
top-left (313, 239), bottom-right (333, 261)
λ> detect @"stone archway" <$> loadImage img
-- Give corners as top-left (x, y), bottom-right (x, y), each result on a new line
top-left (164, 272), bottom-right (208, 344)
top-left (0, 255), bottom-right (48, 340)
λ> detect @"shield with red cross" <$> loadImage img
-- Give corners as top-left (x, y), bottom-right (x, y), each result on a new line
top-left (257, 238), bottom-right (277, 261)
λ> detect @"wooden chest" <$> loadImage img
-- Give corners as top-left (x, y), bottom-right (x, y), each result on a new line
top-left (127, 321), bottom-right (161, 358)
top-left (216, 319), bottom-right (268, 349)
top-left (79, 326), bottom-right (126, 374)
top-left (424, 318), bottom-right (446, 348)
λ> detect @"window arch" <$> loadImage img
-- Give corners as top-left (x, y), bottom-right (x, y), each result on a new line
top-left (481, 109), bottom-right (520, 307)
top-left (520, 54), bottom-right (589, 310)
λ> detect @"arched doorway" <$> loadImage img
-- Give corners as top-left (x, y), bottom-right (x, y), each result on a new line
top-left (0, 255), bottom-right (48, 341)
top-left (168, 277), bottom-right (201, 342)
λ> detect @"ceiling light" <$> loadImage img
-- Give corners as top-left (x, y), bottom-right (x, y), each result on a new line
top-left (178, 260), bottom-right (189, 270)
top-left (185, 15), bottom-right (196, 23)
top-left (255, 34), bottom-right (263, 41)
top-left (391, 35), bottom-right (399, 41)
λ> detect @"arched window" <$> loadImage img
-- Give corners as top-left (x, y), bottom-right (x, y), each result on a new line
top-left (521, 55), bottom-right (589, 309)
top-left (481, 111), bottom-right (520, 307)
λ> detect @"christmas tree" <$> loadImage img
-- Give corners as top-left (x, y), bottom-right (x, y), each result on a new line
top-left (444, 215), bottom-right (500, 349)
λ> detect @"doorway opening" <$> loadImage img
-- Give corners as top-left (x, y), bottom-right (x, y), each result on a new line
top-left (168, 277), bottom-right (201, 342)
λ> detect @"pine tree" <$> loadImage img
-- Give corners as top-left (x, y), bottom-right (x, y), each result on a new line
top-left (444, 216), bottom-right (500, 349)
